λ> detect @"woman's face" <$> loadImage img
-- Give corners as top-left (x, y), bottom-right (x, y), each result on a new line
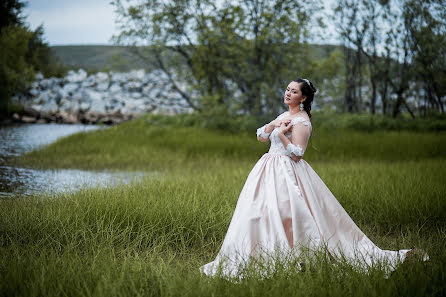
top-left (283, 81), bottom-right (306, 107)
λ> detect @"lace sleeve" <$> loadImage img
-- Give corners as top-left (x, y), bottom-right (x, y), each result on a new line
top-left (286, 143), bottom-right (304, 157)
top-left (256, 124), bottom-right (271, 139)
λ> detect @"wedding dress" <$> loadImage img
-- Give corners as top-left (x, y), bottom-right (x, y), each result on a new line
top-left (199, 112), bottom-right (422, 279)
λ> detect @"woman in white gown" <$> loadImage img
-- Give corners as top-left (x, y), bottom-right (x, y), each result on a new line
top-left (200, 78), bottom-right (424, 279)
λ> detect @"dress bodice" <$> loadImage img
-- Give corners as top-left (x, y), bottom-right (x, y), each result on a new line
top-left (260, 112), bottom-right (312, 157)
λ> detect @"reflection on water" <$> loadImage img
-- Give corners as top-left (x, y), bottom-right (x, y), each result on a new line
top-left (0, 123), bottom-right (149, 198)
top-left (0, 123), bottom-right (99, 159)
top-left (0, 166), bottom-right (148, 198)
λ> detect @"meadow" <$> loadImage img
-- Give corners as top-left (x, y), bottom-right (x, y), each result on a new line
top-left (1, 114), bottom-right (445, 297)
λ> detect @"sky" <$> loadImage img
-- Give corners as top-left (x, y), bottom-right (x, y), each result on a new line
top-left (24, 0), bottom-right (338, 46)
top-left (25, 0), bottom-right (117, 45)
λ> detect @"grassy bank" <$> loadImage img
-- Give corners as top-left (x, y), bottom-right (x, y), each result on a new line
top-left (13, 115), bottom-right (446, 170)
top-left (2, 116), bottom-right (446, 296)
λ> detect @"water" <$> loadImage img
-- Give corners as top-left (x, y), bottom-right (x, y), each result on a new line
top-left (0, 123), bottom-right (147, 198)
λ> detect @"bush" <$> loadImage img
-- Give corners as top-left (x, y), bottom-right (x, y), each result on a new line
top-left (0, 25), bottom-right (35, 113)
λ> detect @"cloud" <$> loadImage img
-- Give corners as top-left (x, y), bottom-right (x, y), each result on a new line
top-left (25, 0), bottom-right (117, 45)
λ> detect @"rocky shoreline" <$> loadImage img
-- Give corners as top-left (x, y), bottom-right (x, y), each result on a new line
top-left (6, 69), bottom-right (192, 125)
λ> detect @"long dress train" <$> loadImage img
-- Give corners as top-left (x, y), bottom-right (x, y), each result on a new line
top-left (199, 112), bottom-right (424, 278)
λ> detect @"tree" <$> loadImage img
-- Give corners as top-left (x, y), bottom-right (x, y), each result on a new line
top-left (0, 0), bottom-right (27, 29)
top-left (403, 0), bottom-right (446, 115)
top-left (334, 0), bottom-right (446, 117)
top-left (111, 0), bottom-right (322, 119)
top-left (0, 0), bottom-right (58, 116)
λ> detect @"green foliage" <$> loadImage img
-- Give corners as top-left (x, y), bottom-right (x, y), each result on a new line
top-left (14, 114), bottom-right (446, 171)
top-left (334, 0), bottom-right (446, 116)
top-left (312, 110), bottom-right (446, 132)
top-left (0, 0), bottom-right (27, 29)
top-left (2, 118), bottom-right (446, 296)
top-left (112, 0), bottom-right (327, 118)
top-left (0, 0), bottom-right (63, 116)
top-left (0, 25), bottom-right (35, 109)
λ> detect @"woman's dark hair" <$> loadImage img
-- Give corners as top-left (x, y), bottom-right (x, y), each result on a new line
top-left (292, 78), bottom-right (317, 120)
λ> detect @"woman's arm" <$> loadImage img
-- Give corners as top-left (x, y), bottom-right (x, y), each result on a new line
top-left (277, 121), bottom-right (311, 162)
top-left (257, 118), bottom-right (282, 142)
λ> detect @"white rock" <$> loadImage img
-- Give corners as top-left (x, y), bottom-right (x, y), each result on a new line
top-left (131, 92), bottom-right (142, 99)
top-left (111, 72), bottom-right (128, 83)
top-left (58, 88), bottom-right (70, 99)
top-left (30, 104), bottom-right (43, 112)
top-left (38, 90), bottom-right (54, 103)
top-left (72, 92), bottom-right (84, 102)
top-left (66, 69), bottom-right (87, 83)
top-left (81, 76), bottom-right (96, 88)
top-left (125, 81), bottom-right (142, 91)
top-left (79, 102), bottom-right (91, 111)
top-left (95, 72), bottom-right (109, 82)
top-left (59, 99), bottom-right (77, 113)
top-left (29, 88), bottom-right (39, 97)
top-left (83, 89), bottom-right (102, 102)
top-left (41, 100), bottom-right (58, 113)
top-left (128, 69), bottom-right (145, 81)
top-left (63, 83), bottom-right (79, 94)
top-left (89, 99), bottom-right (107, 113)
top-left (109, 83), bottom-right (121, 93)
top-left (35, 72), bottom-right (44, 80)
top-left (96, 82), bottom-right (109, 91)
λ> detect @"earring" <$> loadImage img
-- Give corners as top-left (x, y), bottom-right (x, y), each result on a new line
top-left (300, 102), bottom-right (304, 111)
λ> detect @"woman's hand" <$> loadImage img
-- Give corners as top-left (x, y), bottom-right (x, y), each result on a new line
top-left (269, 118), bottom-right (283, 128)
top-left (278, 120), bottom-right (292, 135)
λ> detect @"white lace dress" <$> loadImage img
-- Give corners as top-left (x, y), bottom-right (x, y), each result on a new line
top-left (199, 112), bottom-right (417, 279)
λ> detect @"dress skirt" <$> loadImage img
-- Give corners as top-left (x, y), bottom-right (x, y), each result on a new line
top-left (199, 153), bottom-right (414, 278)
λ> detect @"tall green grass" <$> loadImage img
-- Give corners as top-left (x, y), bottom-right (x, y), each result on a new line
top-left (2, 116), bottom-right (446, 296)
top-left (14, 116), bottom-right (446, 170)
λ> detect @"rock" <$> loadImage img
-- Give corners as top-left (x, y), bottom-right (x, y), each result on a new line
top-left (38, 90), bottom-right (54, 103)
top-left (35, 72), bottom-right (44, 80)
top-left (79, 102), bottom-right (91, 112)
top-left (22, 116), bottom-right (37, 123)
top-left (25, 105), bottom-right (42, 116)
top-left (81, 76), bottom-right (96, 88)
top-left (66, 69), bottom-right (87, 83)
top-left (111, 72), bottom-right (128, 83)
top-left (96, 82), bottom-right (109, 91)
top-left (109, 83), bottom-right (121, 93)
top-left (12, 113), bottom-right (20, 121)
top-left (125, 81), bottom-right (142, 91)
top-left (59, 98), bottom-right (78, 113)
top-left (29, 88), bottom-right (39, 97)
top-left (39, 78), bottom-right (54, 89)
top-left (129, 69), bottom-right (145, 81)
top-left (83, 112), bottom-right (99, 123)
top-left (95, 72), bottom-right (109, 82)
top-left (9, 68), bottom-right (188, 124)
top-left (83, 89), bottom-right (102, 102)
top-left (131, 91), bottom-right (142, 99)
top-left (89, 99), bottom-right (107, 114)
top-left (65, 113), bottom-right (78, 124)
top-left (63, 83), bottom-right (79, 95)
top-left (58, 88), bottom-right (70, 99)
top-left (41, 99), bottom-right (58, 114)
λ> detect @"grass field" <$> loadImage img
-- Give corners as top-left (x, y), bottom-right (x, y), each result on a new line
top-left (1, 115), bottom-right (446, 296)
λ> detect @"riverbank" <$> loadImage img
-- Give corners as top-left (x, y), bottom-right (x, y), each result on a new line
top-left (1, 117), bottom-right (445, 296)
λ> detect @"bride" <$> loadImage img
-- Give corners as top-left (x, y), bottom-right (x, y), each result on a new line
top-left (199, 78), bottom-right (426, 279)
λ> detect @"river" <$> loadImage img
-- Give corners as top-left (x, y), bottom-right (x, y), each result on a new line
top-left (0, 123), bottom-right (146, 198)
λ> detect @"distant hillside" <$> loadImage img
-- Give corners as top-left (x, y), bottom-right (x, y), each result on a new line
top-left (50, 45), bottom-right (154, 72)
top-left (50, 44), bottom-right (341, 72)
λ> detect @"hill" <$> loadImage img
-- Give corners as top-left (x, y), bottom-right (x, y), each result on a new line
top-left (50, 44), bottom-right (341, 73)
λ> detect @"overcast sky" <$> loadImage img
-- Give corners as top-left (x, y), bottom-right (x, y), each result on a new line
top-left (24, 0), bottom-right (338, 46)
